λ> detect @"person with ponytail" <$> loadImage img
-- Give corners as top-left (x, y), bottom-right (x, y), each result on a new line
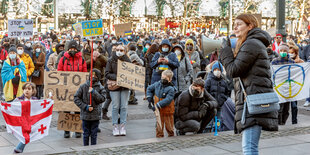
top-left (219, 14), bottom-right (278, 155)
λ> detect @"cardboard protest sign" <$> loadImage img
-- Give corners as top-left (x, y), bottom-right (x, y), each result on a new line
top-left (72, 22), bottom-right (83, 37)
top-left (116, 60), bottom-right (145, 92)
top-left (44, 71), bottom-right (89, 112)
top-left (81, 19), bottom-right (103, 37)
top-left (8, 19), bottom-right (33, 38)
top-left (114, 23), bottom-right (132, 37)
top-left (57, 112), bottom-right (83, 132)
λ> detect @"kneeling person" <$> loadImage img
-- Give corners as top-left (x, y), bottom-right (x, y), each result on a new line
top-left (175, 78), bottom-right (218, 135)
top-left (74, 69), bottom-right (106, 146)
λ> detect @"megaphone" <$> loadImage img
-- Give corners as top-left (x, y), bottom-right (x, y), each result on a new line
top-left (200, 35), bottom-right (222, 56)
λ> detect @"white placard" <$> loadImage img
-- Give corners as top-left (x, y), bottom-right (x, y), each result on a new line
top-left (8, 19), bottom-right (33, 38)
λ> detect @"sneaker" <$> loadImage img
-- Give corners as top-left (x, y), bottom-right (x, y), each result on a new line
top-left (64, 131), bottom-right (70, 138)
top-left (113, 124), bottom-right (120, 136)
top-left (14, 149), bottom-right (22, 153)
top-left (97, 128), bottom-right (101, 133)
top-left (75, 132), bottom-right (82, 138)
top-left (303, 101), bottom-right (310, 107)
top-left (119, 124), bottom-right (126, 136)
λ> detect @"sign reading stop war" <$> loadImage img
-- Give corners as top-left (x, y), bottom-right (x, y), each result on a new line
top-left (8, 19), bottom-right (33, 38)
top-left (44, 71), bottom-right (89, 112)
top-left (117, 60), bottom-right (145, 92)
top-left (57, 112), bottom-right (82, 132)
top-left (81, 19), bottom-right (103, 37)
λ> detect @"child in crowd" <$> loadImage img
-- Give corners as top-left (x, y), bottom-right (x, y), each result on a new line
top-left (147, 70), bottom-right (176, 138)
top-left (13, 82), bottom-right (38, 153)
top-left (74, 69), bottom-right (106, 146)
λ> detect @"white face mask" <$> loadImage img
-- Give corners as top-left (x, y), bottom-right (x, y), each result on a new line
top-left (145, 45), bottom-right (150, 49)
top-left (213, 70), bottom-right (221, 78)
top-left (36, 48), bottom-right (41, 53)
top-left (112, 40), bottom-right (117, 44)
top-left (289, 53), bottom-right (295, 58)
top-left (26, 43), bottom-right (31, 47)
top-left (17, 50), bottom-right (23, 55)
top-left (116, 51), bottom-right (124, 57)
top-left (175, 50), bottom-right (181, 56)
top-left (9, 54), bottom-right (16, 59)
top-left (34, 41), bottom-right (39, 44)
top-left (93, 44), bottom-right (98, 49)
top-left (302, 44), bottom-right (307, 47)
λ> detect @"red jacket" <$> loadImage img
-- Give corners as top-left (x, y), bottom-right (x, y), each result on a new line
top-left (57, 51), bottom-right (87, 72)
top-left (0, 47), bottom-right (8, 61)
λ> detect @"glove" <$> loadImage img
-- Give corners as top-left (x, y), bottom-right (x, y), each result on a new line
top-left (147, 97), bottom-right (154, 104)
top-left (198, 103), bottom-right (209, 118)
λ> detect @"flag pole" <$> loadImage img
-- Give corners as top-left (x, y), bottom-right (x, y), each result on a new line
top-left (90, 37), bottom-right (94, 106)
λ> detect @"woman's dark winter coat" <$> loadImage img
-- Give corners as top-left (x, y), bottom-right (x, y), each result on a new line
top-left (205, 72), bottom-right (230, 108)
top-left (74, 81), bottom-right (106, 121)
top-left (219, 28), bottom-right (278, 133)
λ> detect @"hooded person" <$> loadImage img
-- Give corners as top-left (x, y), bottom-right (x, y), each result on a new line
top-left (185, 39), bottom-right (200, 77)
top-left (150, 39), bottom-right (179, 86)
top-left (47, 44), bottom-right (64, 71)
top-left (16, 44), bottom-right (34, 81)
top-left (1, 47), bottom-right (27, 101)
top-left (172, 44), bottom-right (193, 92)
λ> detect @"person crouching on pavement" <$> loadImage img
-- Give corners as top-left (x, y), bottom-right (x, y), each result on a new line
top-left (74, 69), bottom-right (106, 146)
top-left (175, 78), bottom-right (218, 135)
top-left (147, 70), bottom-right (176, 138)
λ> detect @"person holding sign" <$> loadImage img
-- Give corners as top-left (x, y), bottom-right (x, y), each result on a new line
top-left (105, 44), bottom-right (131, 136)
top-left (74, 69), bottom-right (106, 146)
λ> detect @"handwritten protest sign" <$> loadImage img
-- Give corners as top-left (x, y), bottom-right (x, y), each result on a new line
top-left (117, 60), bottom-right (145, 92)
top-left (44, 71), bottom-right (89, 112)
top-left (57, 112), bottom-right (82, 132)
top-left (81, 19), bottom-right (103, 37)
top-left (8, 19), bottom-right (33, 38)
top-left (114, 23), bottom-right (132, 37)
top-left (72, 22), bottom-right (83, 37)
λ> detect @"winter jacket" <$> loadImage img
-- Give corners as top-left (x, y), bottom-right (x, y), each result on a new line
top-left (175, 89), bottom-right (217, 122)
top-left (32, 51), bottom-right (45, 85)
top-left (300, 44), bottom-right (310, 61)
top-left (205, 72), bottom-right (230, 107)
top-left (144, 52), bottom-right (154, 85)
top-left (82, 51), bottom-right (107, 80)
top-left (19, 53), bottom-right (34, 81)
top-left (74, 81), bottom-right (106, 121)
top-left (172, 45), bottom-right (193, 92)
top-left (271, 56), bottom-right (295, 65)
top-left (0, 47), bottom-right (8, 61)
top-left (105, 51), bottom-right (131, 91)
top-left (147, 81), bottom-right (176, 115)
top-left (219, 28), bottom-right (278, 134)
top-left (57, 51), bottom-right (87, 72)
top-left (47, 52), bottom-right (58, 71)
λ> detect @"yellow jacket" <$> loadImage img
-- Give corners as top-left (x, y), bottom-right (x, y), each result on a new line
top-left (20, 53), bottom-right (34, 81)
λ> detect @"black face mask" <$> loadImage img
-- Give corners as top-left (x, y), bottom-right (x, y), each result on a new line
top-left (138, 46), bottom-right (143, 50)
top-left (192, 88), bottom-right (201, 97)
top-left (187, 45), bottom-right (193, 51)
top-left (69, 50), bottom-right (77, 57)
top-left (92, 77), bottom-right (99, 84)
top-left (161, 79), bottom-right (169, 85)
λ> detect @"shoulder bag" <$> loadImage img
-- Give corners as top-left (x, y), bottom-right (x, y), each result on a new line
top-left (239, 77), bottom-right (280, 125)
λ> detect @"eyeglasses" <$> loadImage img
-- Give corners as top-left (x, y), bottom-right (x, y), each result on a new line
top-left (276, 37), bottom-right (282, 39)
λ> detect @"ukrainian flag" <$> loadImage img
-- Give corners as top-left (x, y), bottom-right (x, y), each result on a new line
top-left (125, 31), bottom-right (132, 36)
top-left (158, 65), bottom-right (169, 71)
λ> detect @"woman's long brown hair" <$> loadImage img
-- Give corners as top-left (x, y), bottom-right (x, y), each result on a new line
top-left (234, 14), bottom-right (259, 57)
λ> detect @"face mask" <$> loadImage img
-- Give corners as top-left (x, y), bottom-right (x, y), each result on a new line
top-left (76, 41), bottom-right (79, 45)
top-left (17, 50), bottom-right (23, 55)
top-left (302, 44), bottom-right (307, 47)
top-left (116, 51), bottom-right (124, 57)
top-left (93, 44), bottom-right (98, 49)
top-left (69, 50), bottom-right (77, 56)
top-left (34, 41), bottom-right (39, 44)
top-left (112, 40), bottom-right (117, 44)
top-left (191, 88), bottom-right (201, 97)
top-left (92, 77), bottom-right (98, 84)
top-left (187, 45), bottom-right (193, 51)
top-left (145, 45), bottom-right (150, 49)
top-left (279, 52), bottom-right (287, 58)
top-left (26, 43), bottom-right (31, 48)
top-left (161, 79), bottom-right (169, 85)
top-left (162, 48), bottom-right (169, 52)
top-left (213, 70), bottom-right (221, 78)
top-left (9, 54), bottom-right (16, 59)
top-left (36, 48), bottom-right (41, 53)
top-left (289, 53), bottom-right (295, 58)
top-left (175, 50), bottom-right (181, 56)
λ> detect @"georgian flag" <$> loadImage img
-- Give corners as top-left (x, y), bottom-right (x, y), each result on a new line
top-left (0, 99), bottom-right (54, 144)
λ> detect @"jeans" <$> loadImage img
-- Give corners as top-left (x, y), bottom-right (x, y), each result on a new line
top-left (110, 89), bottom-right (130, 125)
top-left (82, 120), bottom-right (99, 146)
top-left (291, 101), bottom-right (298, 124)
top-left (15, 142), bottom-right (26, 152)
top-left (242, 125), bottom-right (262, 155)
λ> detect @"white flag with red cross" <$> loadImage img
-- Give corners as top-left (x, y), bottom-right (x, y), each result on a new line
top-left (0, 99), bottom-right (54, 144)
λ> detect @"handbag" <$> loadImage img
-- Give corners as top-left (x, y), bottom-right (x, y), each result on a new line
top-left (32, 70), bottom-right (40, 78)
top-left (107, 79), bottom-right (120, 91)
top-left (239, 78), bottom-right (280, 125)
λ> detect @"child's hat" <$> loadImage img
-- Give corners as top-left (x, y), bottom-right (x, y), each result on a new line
top-left (279, 43), bottom-right (289, 52)
top-left (212, 61), bottom-right (223, 72)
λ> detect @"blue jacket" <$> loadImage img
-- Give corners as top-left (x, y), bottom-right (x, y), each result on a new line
top-left (147, 81), bottom-right (176, 109)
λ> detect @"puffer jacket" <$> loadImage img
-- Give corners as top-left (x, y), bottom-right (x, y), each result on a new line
top-left (219, 28), bottom-right (278, 134)
top-left (57, 51), bottom-right (87, 72)
top-left (105, 51), bottom-right (131, 91)
top-left (19, 53), bottom-right (34, 81)
top-left (74, 81), bottom-right (106, 121)
top-left (175, 89), bottom-right (217, 122)
top-left (205, 72), bottom-right (230, 107)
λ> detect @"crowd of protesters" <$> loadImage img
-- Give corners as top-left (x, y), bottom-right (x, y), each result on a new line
top-left (1, 13), bottom-right (310, 154)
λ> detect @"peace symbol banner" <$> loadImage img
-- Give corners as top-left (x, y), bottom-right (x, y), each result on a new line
top-left (272, 63), bottom-right (310, 103)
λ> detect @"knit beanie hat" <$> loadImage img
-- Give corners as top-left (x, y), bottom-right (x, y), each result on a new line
top-left (279, 43), bottom-right (289, 52)
top-left (212, 61), bottom-right (223, 72)
top-left (9, 47), bottom-right (17, 53)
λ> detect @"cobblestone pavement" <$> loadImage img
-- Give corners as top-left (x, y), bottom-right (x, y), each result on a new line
top-left (54, 126), bottom-right (310, 155)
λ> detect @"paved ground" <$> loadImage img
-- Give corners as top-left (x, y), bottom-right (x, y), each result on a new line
top-left (0, 92), bottom-right (309, 155)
